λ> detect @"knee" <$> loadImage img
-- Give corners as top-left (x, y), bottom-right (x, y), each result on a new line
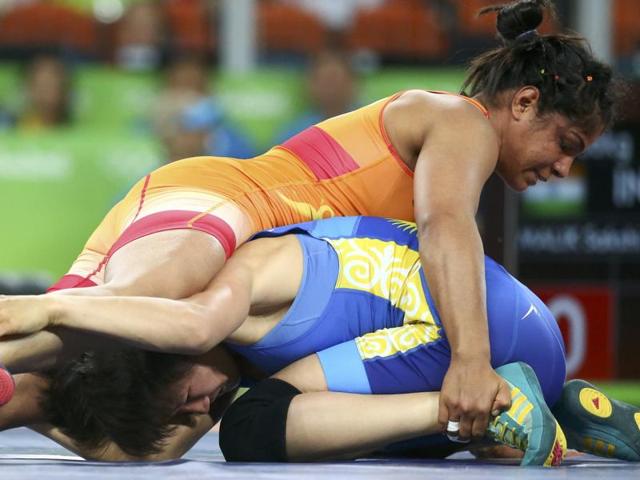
top-left (219, 379), bottom-right (300, 462)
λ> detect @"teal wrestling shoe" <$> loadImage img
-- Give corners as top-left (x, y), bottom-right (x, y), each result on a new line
top-left (553, 379), bottom-right (640, 461)
top-left (488, 362), bottom-right (566, 467)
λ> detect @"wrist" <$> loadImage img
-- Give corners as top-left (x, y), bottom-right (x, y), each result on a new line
top-left (451, 347), bottom-right (491, 364)
top-left (46, 296), bottom-right (66, 328)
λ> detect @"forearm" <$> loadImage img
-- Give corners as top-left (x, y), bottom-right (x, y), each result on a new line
top-left (48, 294), bottom-right (232, 355)
top-left (286, 390), bottom-right (441, 461)
top-left (0, 328), bottom-right (116, 373)
top-left (418, 214), bottom-right (490, 360)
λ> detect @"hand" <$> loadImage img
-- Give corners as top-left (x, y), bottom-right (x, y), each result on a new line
top-left (438, 357), bottom-right (511, 441)
top-left (0, 295), bottom-right (54, 337)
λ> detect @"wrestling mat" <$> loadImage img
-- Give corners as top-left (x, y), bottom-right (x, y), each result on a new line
top-left (1, 428), bottom-right (639, 479)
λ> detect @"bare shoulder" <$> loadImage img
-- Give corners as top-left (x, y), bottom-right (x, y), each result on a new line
top-left (384, 90), bottom-right (498, 166)
top-left (387, 90), bottom-right (490, 123)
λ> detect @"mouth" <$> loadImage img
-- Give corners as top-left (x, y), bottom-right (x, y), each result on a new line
top-left (535, 171), bottom-right (549, 183)
top-left (525, 170), bottom-right (547, 186)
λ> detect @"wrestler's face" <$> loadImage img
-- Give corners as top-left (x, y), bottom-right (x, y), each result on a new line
top-left (172, 347), bottom-right (240, 415)
top-left (495, 89), bottom-right (600, 192)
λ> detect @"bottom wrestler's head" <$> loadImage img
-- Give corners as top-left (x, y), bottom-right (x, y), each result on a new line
top-left (42, 346), bottom-right (240, 457)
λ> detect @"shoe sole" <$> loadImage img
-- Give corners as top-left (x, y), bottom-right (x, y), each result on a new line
top-left (553, 379), bottom-right (640, 461)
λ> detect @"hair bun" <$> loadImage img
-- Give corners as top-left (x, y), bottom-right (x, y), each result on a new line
top-left (481, 0), bottom-right (550, 43)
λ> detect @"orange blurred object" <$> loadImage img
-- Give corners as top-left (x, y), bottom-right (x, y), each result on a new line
top-left (0, 2), bottom-right (98, 55)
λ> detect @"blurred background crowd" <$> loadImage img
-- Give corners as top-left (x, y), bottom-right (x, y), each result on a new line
top-left (0, 0), bottom-right (639, 399)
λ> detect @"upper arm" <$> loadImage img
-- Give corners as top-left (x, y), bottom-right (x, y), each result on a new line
top-left (191, 235), bottom-right (302, 311)
top-left (401, 92), bottom-right (498, 224)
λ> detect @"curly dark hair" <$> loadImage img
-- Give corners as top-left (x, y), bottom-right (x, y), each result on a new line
top-left (462, 0), bottom-right (621, 133)
top-left (41, 349), bottom-right (191, 457)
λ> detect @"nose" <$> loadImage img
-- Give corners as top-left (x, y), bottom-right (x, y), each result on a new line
top-left (551, 155), bottom-right (574, 179)
top-left (178, 396), bottom-right (211, 415)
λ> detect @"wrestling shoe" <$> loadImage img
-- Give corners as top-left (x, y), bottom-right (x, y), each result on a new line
top-left (488, 362), bottom-right (566, 467)
top-left (552, 379), bottom-right (640, 461)
top-left (0, 363), bottom-right (15, 406)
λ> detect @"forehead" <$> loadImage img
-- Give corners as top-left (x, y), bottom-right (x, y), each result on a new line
top-left (542, 112), bottom-right (601, 138)
top-left (556, 109), bottom-right (605, 137)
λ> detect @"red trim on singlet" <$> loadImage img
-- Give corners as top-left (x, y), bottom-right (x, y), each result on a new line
top-left (47, 211), bottom-right (236, 292)
top-left (48, 274), bottom-right (98, 292)
top-left (378, 92), bottom-right (415, 178)
top-left (132, 174), bottom-right (151, 223)
top-left (281, 126), bottom-right (359, 180)
top-left (110, 210), bottom-right (237, 259)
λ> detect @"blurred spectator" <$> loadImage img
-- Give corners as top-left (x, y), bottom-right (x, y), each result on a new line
top-left (273, 50), bottom-right (358, 144)
top-left (12, 54), bottom-right (74, 131)
top-left (151, 55), bottom-right (255, 162)
top-left (113, 1), bottom-right (166, 71)
top-left (164, 55), bottom-right (209, 95)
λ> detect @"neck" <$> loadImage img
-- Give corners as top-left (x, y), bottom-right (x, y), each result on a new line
top-left (474, 93), bottom-right (506, 161)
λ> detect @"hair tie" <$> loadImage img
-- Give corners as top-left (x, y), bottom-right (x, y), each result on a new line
top-left (585, 74), bottom-right (593, 82)
top-left (515, 29), bottom-right (538, 43)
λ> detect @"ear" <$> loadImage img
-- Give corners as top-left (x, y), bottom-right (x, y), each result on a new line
top-left (511, 86), bottom-right (541, 120)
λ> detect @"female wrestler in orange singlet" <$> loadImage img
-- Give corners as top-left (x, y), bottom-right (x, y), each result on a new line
top-left (3, 0), bottom-right (618, 440)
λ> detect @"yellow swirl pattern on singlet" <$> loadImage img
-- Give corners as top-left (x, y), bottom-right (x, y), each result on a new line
top-left (327, 236), bottom-right (440, 359)
top-left (354, 323), bottom-right (440, 360)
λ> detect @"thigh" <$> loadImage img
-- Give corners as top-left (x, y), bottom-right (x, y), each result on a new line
top-left (50, 159), bottom-right (255, 293)
top-left (315, 324), bottom-right (449, 395)
top-left (104, 229), bottom-right (226, 299)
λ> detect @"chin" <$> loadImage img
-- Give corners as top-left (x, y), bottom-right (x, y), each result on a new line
top-left (502, 176), bottom-right (528, 192)
top-left (513, 181), bottom-right (529, 192)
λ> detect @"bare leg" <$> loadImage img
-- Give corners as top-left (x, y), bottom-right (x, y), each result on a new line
top-left (285, 390), bottom-right (442, 461)
top-left (272, 354), bottom-right (441, 461)
top-left (1, 229), bottom-right (227, 373)
top-left (91, 229), bottom-right (227, 298)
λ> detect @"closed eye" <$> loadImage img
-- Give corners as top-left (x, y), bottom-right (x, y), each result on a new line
top-left (560, 137), bottom-right (583, 157)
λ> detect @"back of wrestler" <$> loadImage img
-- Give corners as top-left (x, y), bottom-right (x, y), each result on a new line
top-left (50, 94), bottom-right (419, 292)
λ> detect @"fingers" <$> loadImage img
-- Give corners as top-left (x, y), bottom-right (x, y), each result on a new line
top-left (457, 412), bottom-right (473, 441)
top-left (447, 402), bottom-right (492, 441)
top-left (446, 419), bottom-right (468, 443)
top-left (444, 399), bottom-right (472, 442)
top-left (437, 397), bottom-right (450, 432)
top-left (439, 365), bottom-right (511, 443)
top-left (470, 410), bottom-right (490, 439)
top-left (495, 378), bottom-right (512, 413)
top-left (441, 398), bottom-right (471, 443)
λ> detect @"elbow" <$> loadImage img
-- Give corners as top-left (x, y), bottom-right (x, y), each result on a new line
top-left (416, 211), bottom-right (476, 240)
top-left (180, 308), bottom-right (218, 355)
top-left (183, 326), bottom-right (216, 355)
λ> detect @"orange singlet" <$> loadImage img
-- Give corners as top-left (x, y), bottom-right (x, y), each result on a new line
top-left (51, 92), bottom-right (488, 290)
